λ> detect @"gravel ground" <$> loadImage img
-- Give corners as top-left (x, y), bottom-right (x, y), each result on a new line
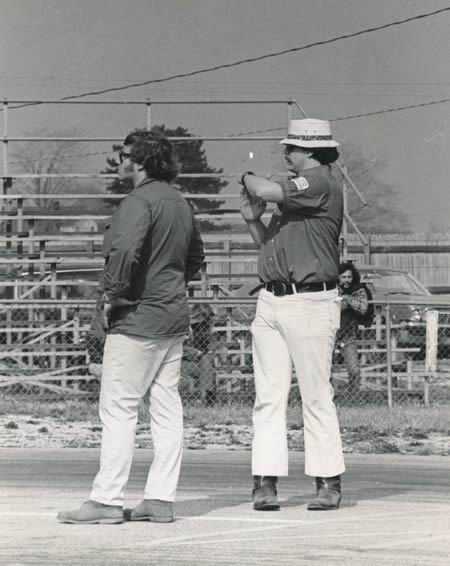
top-left (1, 414), bottom-right (449, 455)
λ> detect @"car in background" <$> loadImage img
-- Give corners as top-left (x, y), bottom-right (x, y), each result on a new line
top-left (359, 265), bottom-right (430, 325)
top-left (230, 265), bottom-right (450, 358)
top-left (358, 266), bottom-right (450, 358)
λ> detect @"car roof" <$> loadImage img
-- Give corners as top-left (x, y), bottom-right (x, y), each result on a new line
top-left (357, 264), bottom-right (415, 275)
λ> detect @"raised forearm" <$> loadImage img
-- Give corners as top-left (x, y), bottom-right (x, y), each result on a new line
top-left (245, 219), bottom-right (267, 247)
top-left (243, 174), bottom-right (283, 203)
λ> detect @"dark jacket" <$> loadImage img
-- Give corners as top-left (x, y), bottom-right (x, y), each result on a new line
top-left (103, 178), bottom-right (204, 339)
top-left (336, 284), bottom-right (370, 343)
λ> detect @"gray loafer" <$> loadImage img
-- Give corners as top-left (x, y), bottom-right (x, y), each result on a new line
top-left (57, 500), bottom-right (124, 524)
top-left (126, 499), bottom-right (175, 523)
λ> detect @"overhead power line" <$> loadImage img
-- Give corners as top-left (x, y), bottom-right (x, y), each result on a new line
top-left (331, 96), bottom-right (450, 121)
top-left (227, 95), bottom-right (450, 135)
top-left (10, 6), bottom-right (450, 110)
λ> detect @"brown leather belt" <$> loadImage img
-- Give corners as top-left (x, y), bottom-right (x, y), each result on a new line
top-left (264, 280), bottom-right (337, 297)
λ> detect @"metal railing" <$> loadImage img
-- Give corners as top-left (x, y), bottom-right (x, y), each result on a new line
top-left (1, 296), bottom-right (449, 407)
top-left (3, 97), bottom-right (447, 411)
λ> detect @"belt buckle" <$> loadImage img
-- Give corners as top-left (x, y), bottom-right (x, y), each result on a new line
top-left (268, 281), bottom-right (285, 296)
top-left (274, 281), bottom-right (284, 296)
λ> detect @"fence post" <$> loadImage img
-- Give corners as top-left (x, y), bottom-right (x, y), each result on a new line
top-left (146, 100), bottom-right (152, 130)
top-left (73, 309), bottom-right (80, 344)
top-left (364, 234), bottom-right (371, 264)
top-left (39, 241), bottom-right (46, 277)
top-left (225, 239), bottom-right (231, 290)
top-left (27, 219), bottom-right (35, 257)
top-left (385, 304), bottom-right (393, 408)
top-left (2, 100), bottom-right (8, 177)
top-left (200, 262), bottom-right (208, 295)
top-left (424, 310), bottom-right (438, 407)
top-left (17, 197), bottom-right (24, 234)
top-left (5, 308), bottom-right (12, 345)
top-left (341, 174), bottom-right (348, 260)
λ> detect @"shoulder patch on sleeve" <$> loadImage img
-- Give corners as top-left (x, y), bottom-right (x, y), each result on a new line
top-left (292, 176), bottom-right (310, 191)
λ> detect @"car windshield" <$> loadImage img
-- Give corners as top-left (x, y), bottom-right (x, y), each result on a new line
top-left (362, 272), bottom-right (427, 295)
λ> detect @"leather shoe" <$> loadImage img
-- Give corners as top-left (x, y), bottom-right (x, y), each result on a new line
top-left (307, 476), bottom-right (342, 511)
top-left (126, 499), bottom-right (174, 523)
top-left (252, 476), bottom-right (280, 511)
top-left (57, 500), bottom-right (124, 524)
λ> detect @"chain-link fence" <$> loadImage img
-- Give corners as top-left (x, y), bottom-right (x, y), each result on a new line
top-left (1, 297), bottom-right (449, 408)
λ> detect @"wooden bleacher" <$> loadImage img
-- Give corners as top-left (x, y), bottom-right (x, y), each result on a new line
top-left (1, 193), bottom-right (447, 401)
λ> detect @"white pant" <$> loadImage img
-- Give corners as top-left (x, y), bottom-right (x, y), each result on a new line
top-left (251, 288), bottom-right (345, 478)
top-left (90, 333), bottom-right (184, 506)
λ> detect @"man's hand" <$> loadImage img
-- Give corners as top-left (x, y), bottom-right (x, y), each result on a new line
top-left (240, 187), bottom-right (266, 221)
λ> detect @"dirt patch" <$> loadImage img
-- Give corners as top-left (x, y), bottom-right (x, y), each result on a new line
top-left (0, 415), bottom-right (448, 455)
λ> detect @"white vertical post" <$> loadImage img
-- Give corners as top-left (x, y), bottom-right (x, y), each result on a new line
top-left (239, 336), bottom-right (245, 367)
top-left (17, 198), bottom-right (23, 233)
top-left (146, 101), bottom-right (152, 130)
top-left (224, 239), bottom-right (231, 291)
top-left (2, 100), bottom-right (8, 178)
top-left (341, 179), bottom-right (348, 260)
top-left (385, 304), bottom-right (393, 408)
top-left (73, 310), bottom-right (80, 344)
top-left (406, 359), bottom-right (413, 390)
top-left (424, 310), bottom-right (438, 407)
top-left (6, 308), bottom-right (12, 346)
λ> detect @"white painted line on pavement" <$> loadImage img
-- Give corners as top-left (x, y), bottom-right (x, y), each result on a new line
top-left (136, 523), bottom-right (294, 548)
top-left (142, 528), bottom-right (450, 549)
top-left (179, 508), bottom-right (438, 525)
top-left (178, 515), bottom-right (310, 523)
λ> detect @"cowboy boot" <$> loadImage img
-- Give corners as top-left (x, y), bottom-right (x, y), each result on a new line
top-left (307, 475), bottom-right (342, 511)
top-left (252, 476), bottom-right (280, 511)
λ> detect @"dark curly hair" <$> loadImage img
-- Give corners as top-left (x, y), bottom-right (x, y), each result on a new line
top-left (123, 128), bottom-right (179, 183)
top-left (339, 261), bottom-right (361, 286)
top-left (310, 147), bottom-right (340, 165)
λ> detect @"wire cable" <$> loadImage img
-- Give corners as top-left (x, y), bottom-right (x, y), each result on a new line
top-left (227, 95), bottom-right (450, 135)
top-left (10, 6), bottom-right (450, 110)
top-left (331, 96), bottom-right (450, 121)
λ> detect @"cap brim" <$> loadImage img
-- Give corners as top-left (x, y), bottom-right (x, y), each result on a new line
top-left (280, 138), bottom-right (339, 148)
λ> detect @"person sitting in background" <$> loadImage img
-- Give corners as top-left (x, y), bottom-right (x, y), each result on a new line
top-left (336, 262), bottom-right (371, 397)
top-left (186, 303), bottom-right (216, 405)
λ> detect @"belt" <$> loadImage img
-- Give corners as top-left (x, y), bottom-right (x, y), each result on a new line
top-left (264, 280), bottom-right (337, 297)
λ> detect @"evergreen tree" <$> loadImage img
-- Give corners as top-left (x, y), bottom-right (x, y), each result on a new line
top-left (102, 125), bottom-right (227, 226)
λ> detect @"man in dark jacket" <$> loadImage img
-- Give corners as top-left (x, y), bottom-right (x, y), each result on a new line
top-left (58, 129), bottom-right (204, 525)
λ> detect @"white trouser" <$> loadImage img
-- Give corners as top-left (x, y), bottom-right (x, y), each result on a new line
top-left (90, 333), bottom-right (184, 506)
top-left (251, 288), bottom-right (345, 478)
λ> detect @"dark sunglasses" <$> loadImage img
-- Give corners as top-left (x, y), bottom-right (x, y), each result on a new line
top-left (118, 150), bottom-right (132, 163)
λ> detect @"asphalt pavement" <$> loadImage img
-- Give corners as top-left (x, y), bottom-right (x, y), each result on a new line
top-left (1, 448), bottom-right (449, 566)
